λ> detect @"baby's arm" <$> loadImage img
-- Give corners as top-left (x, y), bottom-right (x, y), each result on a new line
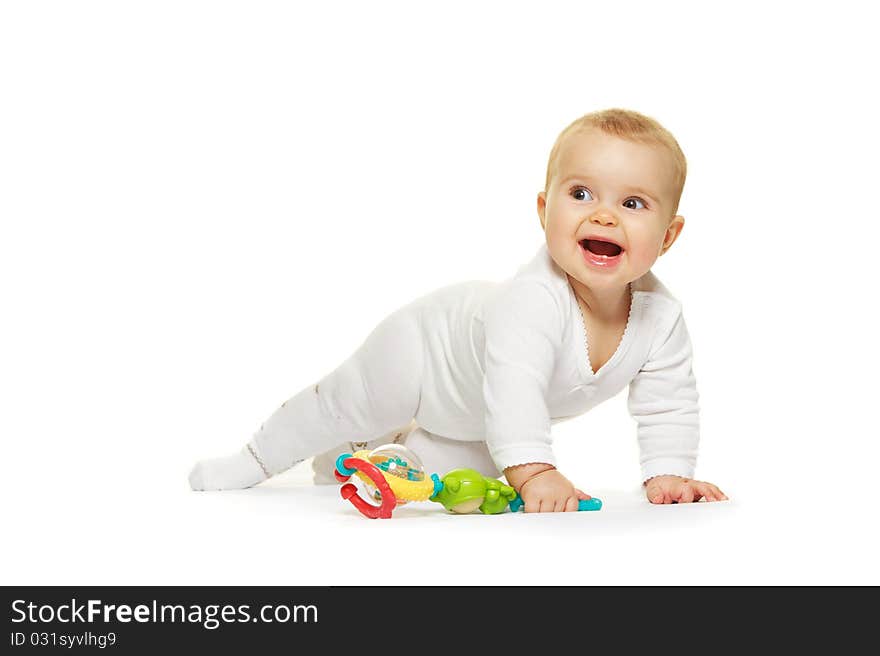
top-left (481, 280), bottom-right (583, 512)
top-left (627, 308), bottom-right (726, 503)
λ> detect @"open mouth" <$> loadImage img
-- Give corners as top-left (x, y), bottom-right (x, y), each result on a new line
top-left (579, 238), bottom-right (624, 270)
top-left (580, 239), bottom-right (623, 257)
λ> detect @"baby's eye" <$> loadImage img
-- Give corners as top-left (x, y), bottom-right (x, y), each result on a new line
top-left (623, 197), bottom-right (647, 210)
top-left (571, 186), bottom-right (593, 202)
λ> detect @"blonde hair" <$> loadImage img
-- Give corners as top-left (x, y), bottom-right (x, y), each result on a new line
top-left (544, 108), bottom-right (687, 217)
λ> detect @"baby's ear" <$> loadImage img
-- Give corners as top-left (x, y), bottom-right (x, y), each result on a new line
top-left (660, 215), bottom-right (685, 255)
top-left (537, 191), bottom-right (547, 230)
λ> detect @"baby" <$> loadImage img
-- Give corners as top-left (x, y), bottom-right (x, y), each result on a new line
top-left (189, 108), bottom-right (727, 511)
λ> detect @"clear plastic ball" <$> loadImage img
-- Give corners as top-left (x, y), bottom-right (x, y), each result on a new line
top-left (361, 444), bottom-right (426, 506)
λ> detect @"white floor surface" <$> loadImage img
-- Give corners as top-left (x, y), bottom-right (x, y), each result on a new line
top-left (5, 458), bottom-right (877, 586)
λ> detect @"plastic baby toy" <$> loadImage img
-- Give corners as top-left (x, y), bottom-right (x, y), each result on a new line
top-left (333, 443), bottom-right (602, 519)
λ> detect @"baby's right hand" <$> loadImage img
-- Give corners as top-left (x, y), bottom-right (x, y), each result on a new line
top-left (512, 467), bottom-right (589, 513)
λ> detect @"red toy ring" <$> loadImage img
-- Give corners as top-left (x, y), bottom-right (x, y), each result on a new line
top-left (337, 456), bottom-right (397, 519)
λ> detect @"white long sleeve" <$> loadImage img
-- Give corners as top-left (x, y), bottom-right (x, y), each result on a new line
top-left (480, 279), bottom-right (561, 471)
top-left (627, 307), bottom-right (700, 483)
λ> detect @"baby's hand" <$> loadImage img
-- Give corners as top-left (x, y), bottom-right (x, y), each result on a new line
top-left (520, 469), bottom-right (588, 512)
top-left (506, 464), bottom-right (590, 513)
top-left (644, 475), bottom-right (728, 504)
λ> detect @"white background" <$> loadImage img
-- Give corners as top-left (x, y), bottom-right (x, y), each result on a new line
top-left (2, 1), bottom-right (878, 585)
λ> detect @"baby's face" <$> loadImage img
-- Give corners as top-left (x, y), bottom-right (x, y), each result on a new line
top-left (538, 128), bottom-right (684, 294)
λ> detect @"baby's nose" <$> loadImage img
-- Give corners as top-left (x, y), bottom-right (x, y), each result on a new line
top-left (589, 211), bottom-right (617, 226)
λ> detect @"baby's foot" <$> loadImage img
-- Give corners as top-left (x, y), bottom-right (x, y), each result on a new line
top-left (188, 445), bottom-right (268, 491)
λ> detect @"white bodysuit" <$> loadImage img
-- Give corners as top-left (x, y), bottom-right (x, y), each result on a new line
top-left (249, 241), bottom-right (700, 484)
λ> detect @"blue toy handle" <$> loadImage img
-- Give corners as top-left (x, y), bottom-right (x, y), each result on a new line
top-left (508, 495), bottom-right (602, 513)
top-left (577, 497), bottom-right (602, 511)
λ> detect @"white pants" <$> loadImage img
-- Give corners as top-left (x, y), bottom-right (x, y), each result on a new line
top-left (248, 304), bottom-right (500, 482)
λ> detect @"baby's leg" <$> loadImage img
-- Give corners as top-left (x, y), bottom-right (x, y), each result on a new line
top-left (189, 306), bottom-right (425, 490)
top-left (402, 427), bottom-right (501, 479)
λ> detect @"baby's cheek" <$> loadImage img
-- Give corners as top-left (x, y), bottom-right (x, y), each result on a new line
top-left (626, 244), bottom-right (659, 273)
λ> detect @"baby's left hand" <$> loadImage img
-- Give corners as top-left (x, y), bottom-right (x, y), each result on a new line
top-left (644, 475), bottom-right (728, 504)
